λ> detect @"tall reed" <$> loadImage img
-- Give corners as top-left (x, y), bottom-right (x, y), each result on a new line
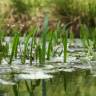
top-left (29, 27), bottom-right (37, 65)
top-left (62, 26), bottom-right (68, 63)
top-left (47, 31), bottom-right (53, 60)
top-left (41, 15), bottom-right (49, 63)
top-left (9, 32), bottom-right (19, 64)
top-left (80, 24), bottom-right (90, 48)
top-left (21, 31), bottom-right (34, 64)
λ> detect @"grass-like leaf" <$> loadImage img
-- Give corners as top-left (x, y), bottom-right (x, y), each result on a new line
top-left (41, 15), bottom-right (49, 64)
top-left (62, 26), bottom-right (67, 63)
top-left (21, 31), bottom-right (34, 64)
top-left (9, 32), bottom-right (19, 64)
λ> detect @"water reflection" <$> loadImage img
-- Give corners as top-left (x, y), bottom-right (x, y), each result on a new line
top-left (0, 63), bottom-right (96, 96)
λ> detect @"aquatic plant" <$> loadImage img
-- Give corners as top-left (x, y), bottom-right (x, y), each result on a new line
top-left (41, 15), bottom-right (49, 63)
top-left (80, 24), bottom-right (90, 48)
top-left (35, 15), bottom-right (49, 64)
top-left (53, 21), bottom-right (62, 44)
top-left (92, 28), bottom-right (96, 49)
top-left (29, 27), bottom-right (37, 65)
top-left (62, 26), bottom-right (68, 63)
top-left (69, 31), bottom-right (74, 47)
top-left (35, 44), bottom-right (42, 64)
top-left (21, 30), bottom-right (34, 64)
top-left (9, 32), bottom-right (19, 64)
top-left (0, 32), bottom-right (8, 64)
top-left (47, 31), bottom-right (53, 60)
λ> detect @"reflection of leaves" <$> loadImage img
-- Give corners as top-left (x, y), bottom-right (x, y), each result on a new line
top-left (92, 52), bottom-right (96, 61)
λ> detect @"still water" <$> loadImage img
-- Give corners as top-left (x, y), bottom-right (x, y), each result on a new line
top-left (0, 38), bottom-right (96, 96)
top-left (0, 62), bottom-right (96, 96)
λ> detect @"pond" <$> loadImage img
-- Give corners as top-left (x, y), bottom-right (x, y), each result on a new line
top-left (0, 63), bottom-right (96, 96)
top-left (0, 37), bottom-right (96, 96)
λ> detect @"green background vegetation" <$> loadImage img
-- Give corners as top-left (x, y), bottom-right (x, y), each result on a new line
top-left (0, 0), bottom-right (96, 35)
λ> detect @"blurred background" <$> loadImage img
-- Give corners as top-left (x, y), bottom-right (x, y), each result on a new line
top-left (0, 0), bottom-right (96, 36)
